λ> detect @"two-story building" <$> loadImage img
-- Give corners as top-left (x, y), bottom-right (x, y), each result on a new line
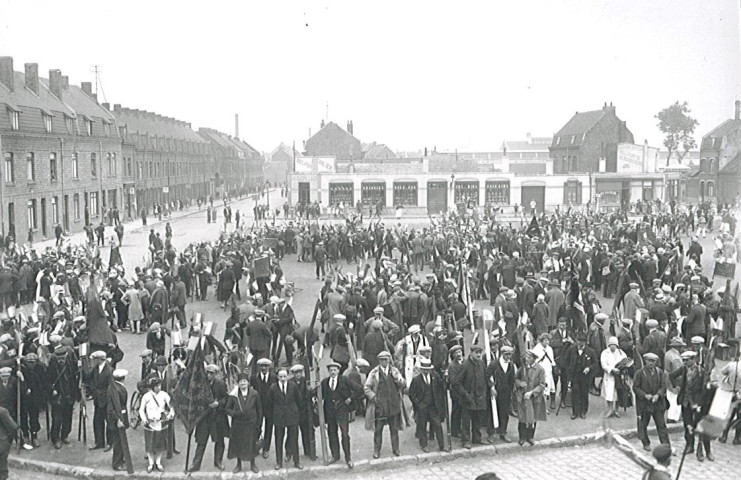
top-left (689, 100), bottom-right (741, 204)
top-left (114, 106), bottom-right (211, 216)
top-left (0, 56), bottom-right (121, 239)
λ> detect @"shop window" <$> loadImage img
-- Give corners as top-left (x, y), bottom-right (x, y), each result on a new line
top-left (485, 181), bottom-right (510, 204)
top-left (393, 182), bottom-right (417, 206)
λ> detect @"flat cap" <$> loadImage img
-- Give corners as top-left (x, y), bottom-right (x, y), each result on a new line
top-left (681, 351), bottom-right (697, 359)
top-left (642, 352), bottom-right (659, 361)
top-left (690, 336), bottom-right (705, 345)
top-left (256, 358), bottom-right (272, 366)
top-left (112, 369), bottom-right (128, 379)
top-left (408, 325), bottom-right (421, 334)
top-left (90, 350), bottom-right (107, 360)
top-left (204, 364), bottom-right (220, 373)
top-left (645, 319), bottom-right (659, 329)
top-left (376, 350), bottom-right (392, 359)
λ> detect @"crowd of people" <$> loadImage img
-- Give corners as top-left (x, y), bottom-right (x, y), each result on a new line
top-left (0, 196), bottom-right (735, 479)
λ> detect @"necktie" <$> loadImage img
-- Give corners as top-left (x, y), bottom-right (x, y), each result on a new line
top-left (331, 378), bottom-right (336, 391)
top-left (282, 383), bottom-right (286, 395)
top-left (424, 374), bottom-right (429, 385)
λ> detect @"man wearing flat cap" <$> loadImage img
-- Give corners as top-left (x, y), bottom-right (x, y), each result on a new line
top-left (19, 352), bottom-right (45, 449)
top-left (250, 358), bottom-right (277, 459)
top-left (84, 350), bottom-right (113, 451)
top-left (639, 319), bottom-right (667, 368)
top-left (189, 364), bottom-right (229, 472)
top-left (321, 361), bottom-right (362, 468)
top-left (452, 345), bottom-right (491, 449)
top-left (107, 369), bottom-right (130, 471)
top-left (44, 345), bottom-right (79, 449)
top-left (633, 352), bottom-right (670, 451)
top-left (364, 350), bottom-right (406, 458)
top-left (670, 351), bottom-right (712, 461)
top-left (487, 345), bottom-right (516, 443)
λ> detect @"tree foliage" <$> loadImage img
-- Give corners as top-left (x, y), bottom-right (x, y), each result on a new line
top-left (655, 101), bottom-right (698, 165)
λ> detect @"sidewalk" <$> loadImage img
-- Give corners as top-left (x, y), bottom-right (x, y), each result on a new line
top-left (31, 189), bottom-right (280, 252)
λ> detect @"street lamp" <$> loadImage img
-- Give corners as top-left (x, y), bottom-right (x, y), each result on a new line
top-left (265, 180), bottom-right (271, 209)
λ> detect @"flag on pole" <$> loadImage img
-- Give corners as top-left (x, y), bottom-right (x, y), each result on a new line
top-left (713, 262), bottom-right (736, 279)
top-left (171, 344), bottom-right (213, 434)
top-left (525, 215), bottom-right (541, 238)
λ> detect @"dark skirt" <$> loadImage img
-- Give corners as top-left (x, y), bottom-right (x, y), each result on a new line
top-left (227, 421), bottom-right (258, 461)
top-left (144, 425), bottom-right (168, 453)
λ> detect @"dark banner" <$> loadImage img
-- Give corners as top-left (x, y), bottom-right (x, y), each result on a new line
top-left (713, 262), bottom-right (737, 278)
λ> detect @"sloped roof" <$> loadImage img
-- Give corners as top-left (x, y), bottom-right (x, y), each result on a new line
top-left (114, 107), bottom-right (205, 142)
top-left (307, 121), bottom-right (360, 143)
top-left (720, 153), bottom-right (740, 174)
top-left (502, 139), bottom-right (552, 151)
top-left (555, 110), bottom-right (605, 137)
top-left (0, 71), bottom-right (74, 116)
top-left (703, 119), bottom-right (741, 139)
top-left (41, 78), bottom-right (114, 123)
top-left (270, 143), bottom-right (294, 160)
top-left (364, 144), bottom-right (397, 159)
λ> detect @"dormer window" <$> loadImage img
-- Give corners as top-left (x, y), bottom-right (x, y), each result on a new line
top-left (556, 137), bottom-right (561, 146)
top-left (8, 109), bottom-right (19, 131)
top-left (104, 122), bottom-right (110, 137)
top-left (65, 115), bottom-right (75, 134)
top-left (43, 113), bottom-right (53, 133)
top-left (570, 135), bottom-right (576, 145)
top-left (84, 117), bottom-right (93, 136)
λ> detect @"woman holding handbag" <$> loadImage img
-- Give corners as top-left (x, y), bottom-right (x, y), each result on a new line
top-left (226, 373), bottom-right (262, 474)
top-left (139, 377), bottom-right (174, 472)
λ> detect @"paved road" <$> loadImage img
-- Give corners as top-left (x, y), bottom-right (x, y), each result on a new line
top-left (8, 199), bottom-right (738, 476)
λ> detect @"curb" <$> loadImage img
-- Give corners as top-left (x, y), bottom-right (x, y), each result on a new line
top-left (9, 424), bottom-right (683, 479)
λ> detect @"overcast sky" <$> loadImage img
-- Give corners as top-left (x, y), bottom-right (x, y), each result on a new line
top-left (1, 0), bottom-right (739, 154)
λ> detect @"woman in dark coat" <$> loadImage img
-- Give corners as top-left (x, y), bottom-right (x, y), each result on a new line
top-left (226, 373), bottom-right (262, 474)
top-left (217, 261), bottom-right (236, 308)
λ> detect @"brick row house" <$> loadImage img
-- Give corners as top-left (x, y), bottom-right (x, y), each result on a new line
top-left (198, 128), bottom-right (263, 198)
top-left (0, 57), bottom-right (121, 240)
top-left (0, 56), bottom-right (264, 239)
top-left (114, 106), bottom-right (211, 218)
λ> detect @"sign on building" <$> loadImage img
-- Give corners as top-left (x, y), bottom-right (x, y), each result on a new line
top-left (617, 143), bottom-right (659, 173)
top-left (294, 156), bottom-right (336, 174)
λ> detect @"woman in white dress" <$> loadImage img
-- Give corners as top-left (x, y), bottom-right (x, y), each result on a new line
top-left (531, 333), bottom-right (556, 412)
top-left (600, 336), bottom-right (627, 418)
top-left (139, 377), bottom-right (175, 472)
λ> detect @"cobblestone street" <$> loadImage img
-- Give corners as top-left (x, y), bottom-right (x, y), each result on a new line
top-left (343, 432), bottom-right (739, 480)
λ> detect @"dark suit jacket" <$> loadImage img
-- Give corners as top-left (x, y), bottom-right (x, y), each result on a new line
top-left (632, 366), bottom-right (667, 414)
top-left (670, 365), bottom-right (707, 407)
top-left (246, 321), bottom-right (273, 351)
top-left (0, 405), bottom-right (17, 449)
top-left (195, 378), bottom-right (229, 443)
top-left (321, 375), bottom-right (361, 420)
top-left (408, 370), bottom-right (447, 419)
top-left (250, 371), bottom-right (277, 410)
top-left (488, 359), bottom-right (516, 410)
top-left (89, 362), bottom-right (113, 408)
top-left (563, 344), bottom-right (598, 382)
top-left (267, 381), bottom-right (301, 428)
top-left (106, 381), bottom-right (129, 428)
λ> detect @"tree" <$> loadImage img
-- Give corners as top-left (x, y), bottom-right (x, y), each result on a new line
top-left (655, 101), bottom-right (698, 165)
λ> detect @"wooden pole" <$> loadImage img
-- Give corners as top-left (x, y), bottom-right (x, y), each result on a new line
top-left (313, 346), bottom-right (329, 465)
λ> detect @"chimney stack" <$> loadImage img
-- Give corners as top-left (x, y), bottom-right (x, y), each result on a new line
top-left (49, 69), bottom-right (63, 99)
top-left (102, 102), bottom-right (110, 111)
top-left (61, 76), bottom-right (69, 90)
top-left (24, 63), bottom-right (39, 95)
top-left (0, 57), bottom-right (14, 91)
top-left (320, 119), bottom-right (325, 129)
top-left (81, 82), bottom-right (92, 96)
top-left (347, 120), bottom-right (354, 135)
top-left (235, 113), bottom-right (239, 139)
top-left (113, 104), bottom-right (121, 112)
top-left (735, 100), bottom-right (740, 120)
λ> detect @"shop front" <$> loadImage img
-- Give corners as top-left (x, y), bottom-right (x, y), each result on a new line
top-left (485, 180), bottom-right (510, 205)
top-left (329, 182), bottom-right (354, 206)
top-left (393, 181), bottom-right (418, 206)
top-left (361, 181), bottom-right (386, 206)
top-left (454, 180), bottom-right (479, 205)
